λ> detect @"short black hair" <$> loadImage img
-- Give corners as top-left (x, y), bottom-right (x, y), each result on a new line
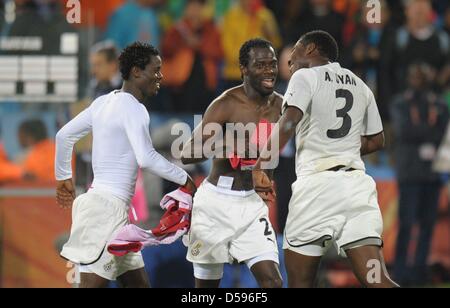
top-left (299, 30), bottom-right (339, 62)
top-left (19, 119), bottom-right (47, 141)
top-left (239, 38), bottom-right (275, 67)
top-left (91, 40), bottom-right (119, 63)
top-left (118, 42), bottom-right (160, 80)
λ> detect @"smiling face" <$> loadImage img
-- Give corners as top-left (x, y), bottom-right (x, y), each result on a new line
top-left (136, 55), bottom-right (163, 97)
top-left (242, 47), bottom-right (278, 96)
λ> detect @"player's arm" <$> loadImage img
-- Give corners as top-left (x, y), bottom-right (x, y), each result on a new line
top-left (124, 106), bottom-right (196, 193)
top-left (361, 132), bottom-right (385, 156)
top-left (254, 97), bottom-right (283, 198)
top-left (55, 105), bottom-right (93, 208)
top-left (254, 106), bottom-right (303, 171)
top-left (254, 69), bottom-right (315, 191)
top-left (252, 106), bottom-right (302, 194)
top-left (254, 69), bottom-right (313, 171)
top-left (181, 96), bottom-right (231, 165)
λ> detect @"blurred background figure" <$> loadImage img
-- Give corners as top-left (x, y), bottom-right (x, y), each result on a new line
top-left (380, 0), bottom-right (449, 119)
top-left (16, 119), bottom-right (56, 182)
top-left (88, 41), bottom-right (122, 99)
top-left (0, 119), bottom-right (56, 184)
top-left (161, 0), bottom-right (223, 113)
top-left (221, 0), bottom-right (282, 88)
top-left (105, 0), bottom-right (163, 50)
top-left (390, 63), bottom-right (449, 286)
top-left (343, 0), bottom-right (392, 105)
top-left (284, 0), bottom-right (345, 49)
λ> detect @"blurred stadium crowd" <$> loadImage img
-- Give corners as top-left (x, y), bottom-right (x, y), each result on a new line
top-left (0, 0), bottom-right (449, 287)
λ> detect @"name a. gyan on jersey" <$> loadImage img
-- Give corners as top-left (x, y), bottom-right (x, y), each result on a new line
top-left (325, 72), bottom-right (357, 86)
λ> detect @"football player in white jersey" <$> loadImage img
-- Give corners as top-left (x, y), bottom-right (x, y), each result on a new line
top-left (55, 42), bottom-right (196, 288)
top-left (253, 30), bottom-right (399, 287)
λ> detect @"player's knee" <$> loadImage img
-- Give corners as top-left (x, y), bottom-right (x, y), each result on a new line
top-left (287, 268), bottom-right (316, 288)
top-left (261, 277), bottom-right (283, 288)
top-left (288, 276), bottom-right (315, 288)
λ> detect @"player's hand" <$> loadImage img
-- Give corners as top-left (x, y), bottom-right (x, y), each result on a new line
top-left (56, 179), bottom-right (76, 209)
top-left (252, 170), bottom-right (273, 193)
top-left (257, 189), bottom-right (276, 206)
top-left (182, 174), bottom-right (197, 195)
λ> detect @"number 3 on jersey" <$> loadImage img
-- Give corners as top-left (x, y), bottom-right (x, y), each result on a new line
top-left (327, 89), bottom-right (353, 139)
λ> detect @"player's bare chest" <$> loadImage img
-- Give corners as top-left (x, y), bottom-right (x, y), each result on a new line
top-left (228, 103), bottom-right (280, 125)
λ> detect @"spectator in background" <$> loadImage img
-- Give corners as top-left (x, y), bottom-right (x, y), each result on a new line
top-left (160, 0), bottom-right (231, 28)
top-left (161, 0), bottom-right (223, 113)
top-left (0, 118), bottom-right (59, 184)
top-left (380, 0), bottom-right (450, 118)
top-left (16, 119), bottom-right (56, 182)
top-left (343, 0), bottom-right (392, 117)
top-left (0, 119), bottom-right (57, 183)
top-left (268, 0), bottom-right (307, 45)
top-left (284, 0), bottom-right (345, 48)
top-left (221, 0), bottom-right (282, 88)
top-left (390, 63), bottom-right (449, 286)
top-left (89, 41), bottom-right (122, 99)
top-left (105, 0), bottom-right (163, 50)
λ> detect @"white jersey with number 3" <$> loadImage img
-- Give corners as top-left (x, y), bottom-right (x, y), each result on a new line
top-left (283, 62), bottom-right (383, 177)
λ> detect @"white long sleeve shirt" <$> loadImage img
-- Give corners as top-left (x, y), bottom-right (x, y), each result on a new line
top-left (55, 91), bottom-right (188, 203)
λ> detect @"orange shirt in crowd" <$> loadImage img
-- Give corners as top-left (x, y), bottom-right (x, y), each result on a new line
top-left (21, 139), bottom-right (57, 183)
top-left (162, 18), bottom-right (223, 90)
